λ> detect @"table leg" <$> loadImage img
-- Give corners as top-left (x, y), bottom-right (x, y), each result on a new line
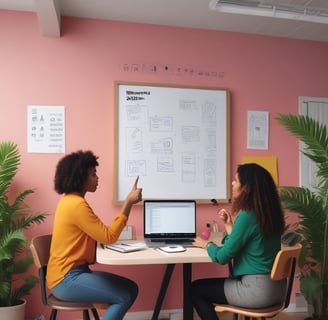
top-left (183, 263), bottom-right (193, 320)
top-left (151, 264), bottom-right (175, 320)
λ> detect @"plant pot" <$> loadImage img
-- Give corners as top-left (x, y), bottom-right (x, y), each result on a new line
top-left (0, 299), bottom-right (26, 320)
top-left (306, 302), bottom-right (328, 320)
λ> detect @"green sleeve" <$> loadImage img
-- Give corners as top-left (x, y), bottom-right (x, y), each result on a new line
top-left (207, 211), bottom-right (258, 265)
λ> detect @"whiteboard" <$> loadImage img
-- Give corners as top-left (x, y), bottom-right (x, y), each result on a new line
top-left (114, 82), bottom-right (230, 204)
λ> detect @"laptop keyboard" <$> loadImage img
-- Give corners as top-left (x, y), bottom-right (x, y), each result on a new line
top-left (165, 239), bottom-right (194, 243)
top-left (151, 238), bottom-right (194, 243)
top-left (150, 239), bottom-right (194, 247)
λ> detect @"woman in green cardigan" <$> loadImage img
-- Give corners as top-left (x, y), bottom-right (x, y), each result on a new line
top-left (192, 163), bottom-right (285, 320)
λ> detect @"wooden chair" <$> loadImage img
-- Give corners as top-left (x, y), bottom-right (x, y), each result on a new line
top-left (30, 234), bottom-right (109, 320)
top-left (214, 243), bottom-right (302, 320)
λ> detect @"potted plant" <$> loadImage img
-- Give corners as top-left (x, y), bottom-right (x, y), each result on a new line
top-left (276, 114), bottom-right (328, 320)
top-left (0, 141), bottom-right (46, 319)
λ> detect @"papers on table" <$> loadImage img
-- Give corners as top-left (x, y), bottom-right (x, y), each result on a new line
top-left (105, 242), bottom-right (147, 253)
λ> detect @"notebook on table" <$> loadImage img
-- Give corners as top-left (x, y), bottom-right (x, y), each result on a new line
top-left (105, 242), bottom-right (147, 253)
top-left (143, 200), bottom-right (196, 248)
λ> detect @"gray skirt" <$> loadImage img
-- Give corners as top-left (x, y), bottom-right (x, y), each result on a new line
top-left (224, 274), bottom-right (286, 308)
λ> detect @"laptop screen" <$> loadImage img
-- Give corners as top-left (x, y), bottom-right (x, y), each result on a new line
top-left (144, 200), bottom-right (196, 240)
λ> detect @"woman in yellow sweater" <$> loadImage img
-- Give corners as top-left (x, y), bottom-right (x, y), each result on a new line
top-left (47, 150), bottom-right (142, 320)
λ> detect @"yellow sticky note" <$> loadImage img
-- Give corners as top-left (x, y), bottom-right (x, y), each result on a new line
top-left (241, 156), bottom-right (278, 185)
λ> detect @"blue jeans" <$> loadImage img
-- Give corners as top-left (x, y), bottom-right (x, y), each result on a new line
top-left (51, 264), bottom-right (138, 320)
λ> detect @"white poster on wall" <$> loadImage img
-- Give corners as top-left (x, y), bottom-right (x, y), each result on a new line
top-left (27, 105), bottom-right (65, 153)
top-left (247, 110), bottom-right (269, 150)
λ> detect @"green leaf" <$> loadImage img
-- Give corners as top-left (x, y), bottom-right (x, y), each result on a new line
top-left (0, 141), bottom-right (47, 306)
top-left (276, 114), bottom-right (328, 319)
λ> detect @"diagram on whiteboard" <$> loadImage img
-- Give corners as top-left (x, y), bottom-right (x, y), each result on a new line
top-left (115, 83), bottom-right (230, 203)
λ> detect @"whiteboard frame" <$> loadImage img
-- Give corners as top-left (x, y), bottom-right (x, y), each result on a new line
top-left (113, 81), bottom-right (230, 204)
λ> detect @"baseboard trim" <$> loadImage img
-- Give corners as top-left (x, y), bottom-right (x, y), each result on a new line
top-left (285, 303), bottom-right (308, 313)
top-left (123, 308), bottom-right (183, 319)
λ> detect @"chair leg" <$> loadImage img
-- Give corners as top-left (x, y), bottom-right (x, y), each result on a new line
top-left (83, 309), bottom-right (91, 320)
top-left (50, 309), bottom-right (57, 320)
top-left (91, 308), bottom-right (101, 320)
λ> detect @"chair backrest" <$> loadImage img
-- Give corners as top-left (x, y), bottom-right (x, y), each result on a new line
top-left (271, 243), bottom-right (302, 308)
top-left (271, 243), bottom-right (301, 280)
top-left (30, 234), bottom-right (52, 268)
top-left (30, 234), bottom-right (53, 306)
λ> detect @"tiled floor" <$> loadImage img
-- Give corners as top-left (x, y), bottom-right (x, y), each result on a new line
top-left (185, 312), bottom-right (309, 320)
top-left (154, 311), bottom-right (309, 320)
top-left (215, 312), bottom-right (308, 320)
top-left (272, 313), bottom-right (309, 319)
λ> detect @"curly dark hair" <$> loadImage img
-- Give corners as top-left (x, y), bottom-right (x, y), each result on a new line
top-left (54, 150), bottom-right (99, 194)
top-left (231, 163), bottom-right (285, 238)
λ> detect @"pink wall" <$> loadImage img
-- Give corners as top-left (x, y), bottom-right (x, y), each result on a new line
top-left (1, 9), bottom-right (328, 319)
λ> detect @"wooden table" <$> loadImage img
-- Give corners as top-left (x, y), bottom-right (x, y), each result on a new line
top-left (96, 240), bottom-right (213, 320)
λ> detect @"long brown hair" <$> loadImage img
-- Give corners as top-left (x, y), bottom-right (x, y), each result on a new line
top-left (231, 163), bottom-right (285, 238)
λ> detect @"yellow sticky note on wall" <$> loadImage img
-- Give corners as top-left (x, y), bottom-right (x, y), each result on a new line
top-left (241, 156), bottom-right (278, 185)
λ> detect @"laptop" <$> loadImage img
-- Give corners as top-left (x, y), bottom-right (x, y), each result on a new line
top-left (143, 200), bottom-right (196, 248)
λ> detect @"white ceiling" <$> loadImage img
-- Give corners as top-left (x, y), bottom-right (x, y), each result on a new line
top-left (1, 0), bottom-right (328, 42)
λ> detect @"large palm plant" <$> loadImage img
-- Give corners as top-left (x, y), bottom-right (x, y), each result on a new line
top-left (276, 114), bottom-right (328, 320)
top-left (0, 141), bottom-right (46, 307)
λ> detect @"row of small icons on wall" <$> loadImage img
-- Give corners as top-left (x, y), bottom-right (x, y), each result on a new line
top-left (122, 63), bottom-right (225, 78)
